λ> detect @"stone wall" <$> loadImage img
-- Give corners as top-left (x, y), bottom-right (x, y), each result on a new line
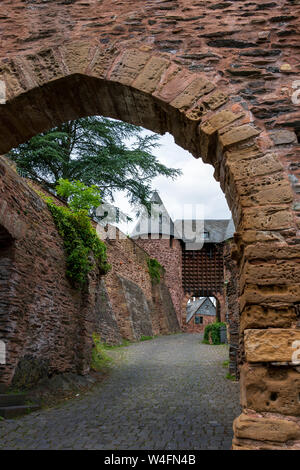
top-left (0, 158), bottom-right (179, 387)
top-left (224, 241), bottom-right (241, 379)
top-left (1, 0), bottom-right (300, 449)
top-left (182, 313), bottom-right (216, 334)
top-left (134, 237), bottom-right (184, 326)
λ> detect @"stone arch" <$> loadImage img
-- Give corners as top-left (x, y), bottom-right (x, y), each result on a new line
top-left (0, 43), bottom-right (300, 449)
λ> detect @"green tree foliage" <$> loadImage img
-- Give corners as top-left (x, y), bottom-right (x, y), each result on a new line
top-left (40, 180), bottom-right (111, 288)
top-left (8, 117), bottom-right (182, 209)
top-left (56, 178), bottom-right (102, 213)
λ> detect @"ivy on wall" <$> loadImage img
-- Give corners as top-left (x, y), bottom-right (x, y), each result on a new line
top-left (46, 199), bottom-right (111, 287)
top-left (203, 322), bottom-right (226, 345)
top-left (147, 257), bottom-right (164, 284)
top-left (31, 179), bottom-right (111, 287)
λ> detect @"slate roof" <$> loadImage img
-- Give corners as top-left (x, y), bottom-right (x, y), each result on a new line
top-left (174, 218), bottom-right (235, 244)
top-left (131, 191), bottom-right (235, 244)
top-left (131, 191), bottom-right (176, 238)
top-left (186, 297), bottom-right (216, 323)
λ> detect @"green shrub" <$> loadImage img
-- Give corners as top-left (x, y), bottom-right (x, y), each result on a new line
top-left (140, 335), bottom-right (153, 341)
top-left (147, 258), bottom-right (164, 283)
top-left (56, 179), bottom-right (102, 214)
top-left (46, 200), bottom-right (111, 287)
top-left (203, 322), bottom-right (226, 345)
top-left (91, 333), bottom-right (113, 371)
top-left (226, 372), bottom-right (236, 381)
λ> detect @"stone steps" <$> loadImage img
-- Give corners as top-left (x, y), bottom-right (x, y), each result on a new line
top-left (0, 404), bottom-right (40, 419)
top-left (0, 393), bottom-right (27, 407)
top-left (0, 393), bottom-right (40, 418)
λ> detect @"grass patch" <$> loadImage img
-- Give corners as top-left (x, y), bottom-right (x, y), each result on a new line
top-left (140, 335), bottom-right (154, 342)
top-left (222, 360), bottom-right (229, 368)
top-left (102, 339), bottom-right (132, 350)
top-left (91, 334), bottom-right (114, 371)
top-left (226, 372), bottom-right (236, 381)
top-left (5, 388), bottom-right (26, 395)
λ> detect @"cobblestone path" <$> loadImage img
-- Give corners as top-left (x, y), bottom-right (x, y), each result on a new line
top-left (0, 333), bottom-right (240, 450)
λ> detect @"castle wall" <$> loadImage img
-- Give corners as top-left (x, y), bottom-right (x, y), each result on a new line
top-left (134, 237), bottom-right (184, 327)
top-left (224, 241), bottom-right (241, 379)
top-left (1, 0), bottom-right (300, 448)
top-left (183, 314), bottom-right (216, 334)
top-left (0, 159), bottom-right (179, 388)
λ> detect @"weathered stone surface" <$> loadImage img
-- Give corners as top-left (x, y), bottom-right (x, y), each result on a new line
top-left (219, 125), bottom-right (260, 148)
top-left (233, 413), bottom-right (300, 443)
top-left (133, 56), bottom-right (169, 93)
top-left (241, 206), bottom-right (294, 231)
top-left (201, 110), bottom-right (243, 136)
top-left (240, 363), bottom-right (300, 416)
top-left (226, 154), bottom-right (283, 181)
top-left (244, 329), bottom-right (300, 363)
top-left (109, 49), bottom-right (150, 86)
top-left (171, 77), bottom-right (215, 111)
top-left (240, 305), bottom-right (297, 331)
top-left (270, 129), bottom-right (297, 146)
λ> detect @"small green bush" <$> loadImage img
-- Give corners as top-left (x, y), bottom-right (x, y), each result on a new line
top-left (147, 258), bottom-right (164, 283)
top-left (203, 322), bottom-right (226, 345)
top-left (140, 335), bottom-right (153, 341)
top-left (35, 180), bottom-right (111, 287)
top-left (91, 333), bottom-right (113, 371)
top-left (226, 372), bottom-right (236, 381)
top-left (46, 200), bottom-right (111, 286)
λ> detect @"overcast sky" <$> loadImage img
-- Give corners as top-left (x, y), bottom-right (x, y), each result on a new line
top-left (112, 131), bottom-right (231, 235)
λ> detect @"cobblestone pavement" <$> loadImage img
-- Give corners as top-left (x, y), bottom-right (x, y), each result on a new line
top-left (0, 333), bottom-right (240, 450)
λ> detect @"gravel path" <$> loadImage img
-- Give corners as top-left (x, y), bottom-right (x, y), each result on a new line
top-left (0, 333), bottom-right (240, 450)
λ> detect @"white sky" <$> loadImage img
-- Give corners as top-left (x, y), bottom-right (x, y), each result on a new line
top-left (112, 131), bottom-right (231, 235)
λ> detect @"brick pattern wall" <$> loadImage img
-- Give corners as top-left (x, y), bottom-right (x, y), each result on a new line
top-left (0, 159), bottom-right (180, 386)
top-left (134, 237), bottom-right (184, 326)
top-left (183, 314), bottom-right (216, 333)
top-left (1, 0), bottom-right (300, 449)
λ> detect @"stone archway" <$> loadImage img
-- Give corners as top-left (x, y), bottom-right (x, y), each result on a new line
top-left (0, 42), bottom-right (300, 449)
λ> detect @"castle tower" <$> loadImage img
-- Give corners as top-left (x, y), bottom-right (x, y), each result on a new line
top-left (131, 191), bottom-right (184, 326)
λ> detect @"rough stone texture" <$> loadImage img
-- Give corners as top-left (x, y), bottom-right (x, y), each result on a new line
top-left (240, 363), bottom-right (300, 417)
top-left (0, 0), bottom-right (300, 449)
top-left (0, 334), bottom-right (240, 450)
top-left (134, 238), bottom-right (184, 326)
top-left (233, 412), bottom-right (300, 449)
top-left (94, 279), bottom-right (122, 346)
top-left (244, 328), bottom-right (300, 363)
top-left (224, 241), bottom-right (241, 379)
top-left (183, 310), bottom-right (216, 334)
top-left (0, 158), bottom-right (179, 387)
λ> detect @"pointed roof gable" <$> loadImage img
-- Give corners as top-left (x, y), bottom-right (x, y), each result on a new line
top-left (186, 297), bottom-right (216, 323)
top-left (131, 190), bottom-right (175, 238)
top-left (131, 192), bottom-right (235, 243)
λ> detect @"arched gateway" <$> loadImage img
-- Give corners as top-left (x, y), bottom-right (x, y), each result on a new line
top-left (0, 0), bottom-right (300, 449)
